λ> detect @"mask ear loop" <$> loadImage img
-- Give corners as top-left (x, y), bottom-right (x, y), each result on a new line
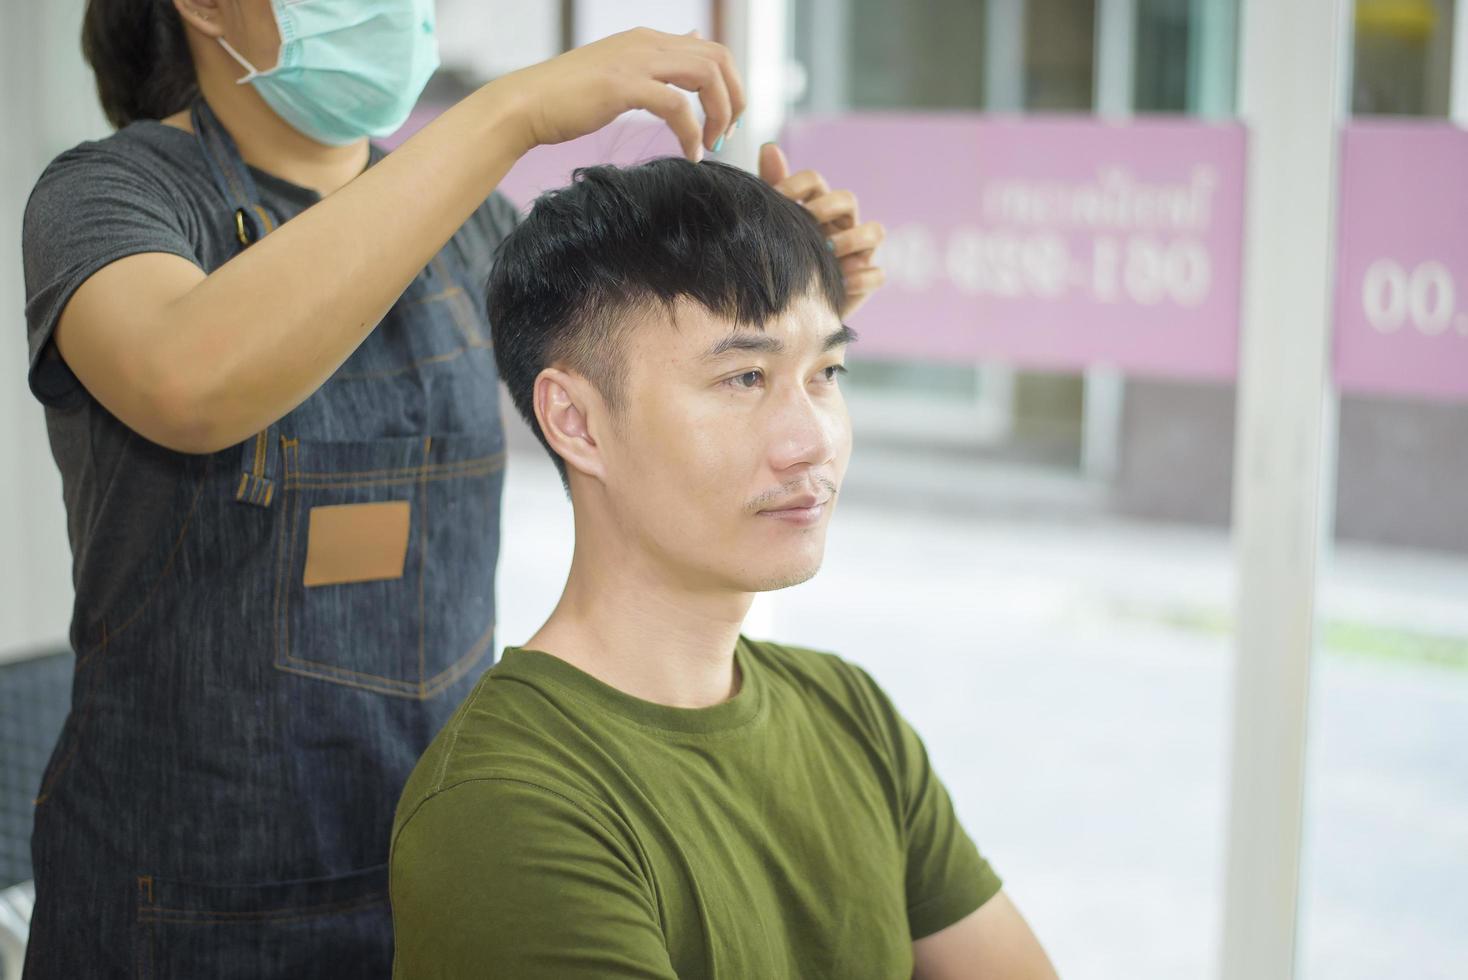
top-left (218, 36), bottom-right (273, 84)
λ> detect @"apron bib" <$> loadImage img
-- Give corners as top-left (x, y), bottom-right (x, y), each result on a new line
top-left (25, 98), bottom-right (506, 980)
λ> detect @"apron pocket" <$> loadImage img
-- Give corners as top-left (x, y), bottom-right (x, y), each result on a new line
top-left (272, 431), bottom-right (504, 699)
top-left (132, 864), bottom-right (390, 980)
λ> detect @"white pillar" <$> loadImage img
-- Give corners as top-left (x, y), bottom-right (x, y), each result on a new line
top-left (721, 0), bottom-right (790, 176)
top-left (984, 0), bottom-right (1027, 112)
top-left (1452, 0), bottom-right (1468, 124)
top-left (804, 0), bottom-right (849, 114)
top-left (1220, 0), bottom-right (1350, 976)
top-left (978, 0), bottom-right (1026, 441)
top-left (1083, 0), bottom-right (1136, 483)
top-left (1189, 0), bottom-right (1239, 118)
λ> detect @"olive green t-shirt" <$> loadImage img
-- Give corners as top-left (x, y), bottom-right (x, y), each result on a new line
top-left (389, 636), bottom-right (1002, 979)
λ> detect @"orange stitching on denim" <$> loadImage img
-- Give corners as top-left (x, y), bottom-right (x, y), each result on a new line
top-left (283, 470), bottom-right (499, 491)
top-left (253, 431), bottom-right (267, 477)
top-left (272, 437), bottom-right (294, 669)
top-left (326, 340), bottom-right (490, 384)
top-left (270, 433), bottom-right (496, 698)
top-left (418, 436), bottom-right (431, 695)
top-left (285, 466), bottom-right (501, 489)
top-left (263, 483), bottom-right (274, 508)
top-left (403, 285), bottom-right (462, 308)
top-left (235, 472), bottom-right (249, 500)
top-left (276, 620), bottom-right (491, 699)
top-left (434, 252), bottom-right (488, 346)
top-left (288, 452), bottom-right (501, 480)
top-left (283, 456), bottom-right (504, 491)
top-left (36, 456), bottom-right (212, 805)
top-left (447, 284), bottom-right (487, 345)
top-left (252, 204), bottom-right (275, 234)
top-left (220, 161), bottom-right (246, 207)
top-left (273, 662), bottom-right (423, 695)
top-left (285, 444), bottom-right (301, 657)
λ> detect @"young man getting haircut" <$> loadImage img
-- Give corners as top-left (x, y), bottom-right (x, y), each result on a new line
top-left (388, 157), bottom-right (1058, 979)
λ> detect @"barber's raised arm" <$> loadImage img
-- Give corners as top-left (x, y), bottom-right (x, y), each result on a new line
top-left (389, 778), bottom-right (678, 979)
top-left (47, 28), bottom-right (743, 454)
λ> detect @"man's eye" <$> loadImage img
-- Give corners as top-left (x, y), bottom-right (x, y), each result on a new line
top-left (728, 370), bottom-right (764, 389)
top-left (820, 364), bottom-right (848, 383)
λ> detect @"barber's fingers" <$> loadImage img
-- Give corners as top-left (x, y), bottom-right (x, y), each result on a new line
top-left (844, 266), bottom-right (886, 291)
top-left (759, 142), bottom-right (791, 186)
top-left (840, 266), bottom-right (887, 318)
top-left (804, 189), bottom-right (859, 230)
top-left (634, 79), bottom-right (708, 162)
top-left (827, 221), bottom-right (885, 260)
top-left (773, 168), bottom-right (830, 204)
top-left (840, 251), bottom-right (876, 276)
top-left (650, 51), bottom-right (736, 152)
top-left (685, 31), bottom-right (746, 144)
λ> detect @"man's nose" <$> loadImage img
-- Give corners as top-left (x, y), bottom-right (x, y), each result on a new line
top-left (767, 386), bottom-right (843, 473)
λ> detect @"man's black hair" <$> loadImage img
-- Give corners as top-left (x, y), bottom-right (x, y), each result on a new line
top-left (487, 156), bottom-right (847, 485)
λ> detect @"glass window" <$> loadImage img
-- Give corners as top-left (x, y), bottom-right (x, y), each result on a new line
top-left (1135, 0), bottom-right (1192, 111)
top-left (1351, 0), bottom-right (1454, 115)
top-left (1024, 0), bottom-right (1096, 110)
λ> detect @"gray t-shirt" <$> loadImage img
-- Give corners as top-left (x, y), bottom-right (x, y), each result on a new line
top-left (20, 119), bottom-right (520, 645)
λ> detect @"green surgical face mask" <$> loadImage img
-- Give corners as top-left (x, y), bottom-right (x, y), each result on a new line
top-left (218, 0), bottom-right (440, 147)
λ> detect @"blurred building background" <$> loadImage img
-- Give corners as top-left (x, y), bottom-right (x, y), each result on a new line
top-left (1, 2), bottom-right (1465, 979)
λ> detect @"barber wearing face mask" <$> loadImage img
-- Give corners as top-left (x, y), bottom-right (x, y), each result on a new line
top-left (19, 1), bottom-right (888, 977)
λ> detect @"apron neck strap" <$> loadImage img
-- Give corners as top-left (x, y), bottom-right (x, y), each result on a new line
top-left (190, 98), bottom-right (268, 250)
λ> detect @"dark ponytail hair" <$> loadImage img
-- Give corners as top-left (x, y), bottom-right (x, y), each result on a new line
top-left (82, 0), bottom-right (199, 129)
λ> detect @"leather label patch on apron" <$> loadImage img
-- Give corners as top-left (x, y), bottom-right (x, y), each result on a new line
top-left (303, 501), bottom-right (411, 587)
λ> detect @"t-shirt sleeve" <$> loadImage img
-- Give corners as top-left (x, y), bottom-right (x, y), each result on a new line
top-left (851, 665), bottom-right (1004, 940)
top-left (390, 777), bottom-right (678, 979)
top-left (21, 141), bottom-right (200, 409)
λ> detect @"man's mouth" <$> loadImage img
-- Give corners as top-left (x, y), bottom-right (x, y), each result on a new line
top-left (757, 494), bottom-right (832, 525)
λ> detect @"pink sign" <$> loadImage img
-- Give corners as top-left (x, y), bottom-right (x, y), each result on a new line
top-left (780, 114), bottom-right (1247, 379)
top-left (1333, 122), bottom-right (1468, 401)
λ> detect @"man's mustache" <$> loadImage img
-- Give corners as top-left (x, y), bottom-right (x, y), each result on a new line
top-left (746, 474), bottom-right (840, 513)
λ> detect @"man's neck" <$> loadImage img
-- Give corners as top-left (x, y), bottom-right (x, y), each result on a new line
top-left (163, 54), bottom-right (370, 199)
top-left (525, 532), bottom-right (753, 711)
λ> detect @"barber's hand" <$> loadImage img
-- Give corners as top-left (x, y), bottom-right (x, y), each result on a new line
top-left (759, 143), bottom-right (886, 319)
top-left (495, 28), bottom-right (743, 164)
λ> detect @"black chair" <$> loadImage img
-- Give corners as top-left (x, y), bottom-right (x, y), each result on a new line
top-left (0, 646), bottom-right (72, 979)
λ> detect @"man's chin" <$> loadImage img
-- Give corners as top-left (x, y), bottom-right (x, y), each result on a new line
top-left (747, 557), bottom-right (824, 593)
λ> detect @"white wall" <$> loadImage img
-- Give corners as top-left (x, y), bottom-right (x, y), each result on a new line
top-left (1, 2), bottom-right (110, 662)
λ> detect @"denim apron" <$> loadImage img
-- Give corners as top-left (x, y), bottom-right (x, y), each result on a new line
top-left (23, 99), bottom-right (505, 979)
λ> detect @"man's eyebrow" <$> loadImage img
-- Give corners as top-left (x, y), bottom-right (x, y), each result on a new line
top-left (702, 323), bottom-right (858, 360)
top-left (702, 332), bottom-right (784, 359)
top-left (823, 323), bottom-right (858, 352)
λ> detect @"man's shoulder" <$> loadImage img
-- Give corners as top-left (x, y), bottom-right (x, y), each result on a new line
top-left (393, 660), bottom-right (593, 831)
top-left (742, 635), bottom-right (900, 735)
top-left (742, 634), bottom-right (876, 687)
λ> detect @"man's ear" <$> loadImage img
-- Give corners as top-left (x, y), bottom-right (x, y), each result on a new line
top-left (533, 367), bottom-right (608, 483)
top-left (174, 0), bottom-right (227, 38)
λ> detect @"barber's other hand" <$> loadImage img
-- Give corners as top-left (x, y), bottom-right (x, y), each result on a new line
top-left (759, 142), bottom-right (886, 319)
top-left (495, 28), bottom-right (743, 165)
